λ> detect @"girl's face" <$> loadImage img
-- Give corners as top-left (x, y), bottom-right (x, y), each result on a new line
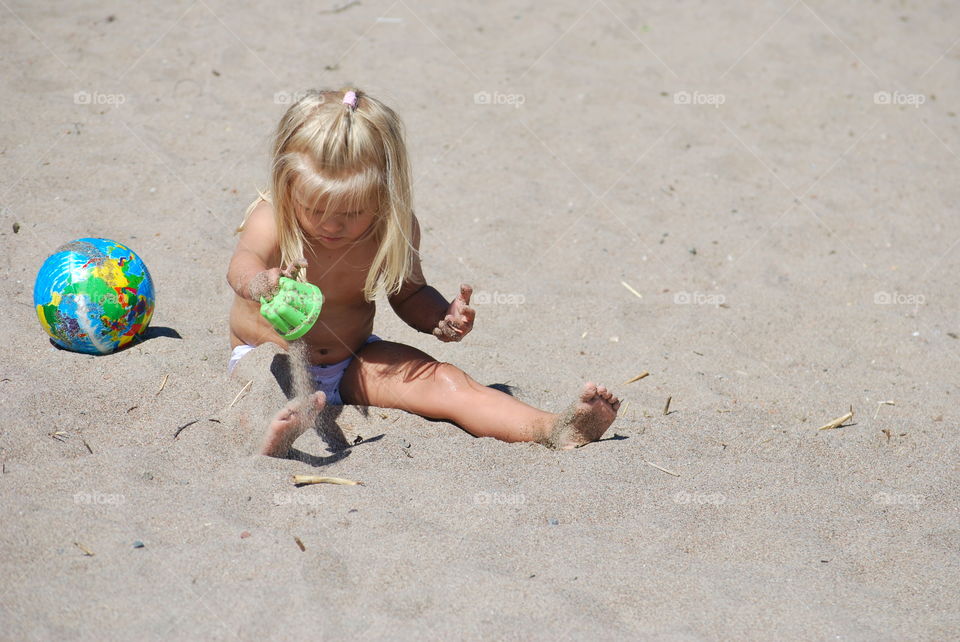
top-left (292, 186), bottom-right (377, 250)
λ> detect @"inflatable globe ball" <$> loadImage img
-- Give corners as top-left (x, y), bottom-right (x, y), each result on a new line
top-left (33, 238), bottom-right (156, 355)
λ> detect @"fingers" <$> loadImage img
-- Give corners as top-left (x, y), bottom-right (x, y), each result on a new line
top-left (281, 260), bottom-right (308, 279)
top-left (432, 324), bottom-right (457, 342)
top-left (433, 316), bottom-right (465, 342)
top-left (440, 316), bottom-right (461, 337)
top-left (459, 283), bottom-right (473, 305)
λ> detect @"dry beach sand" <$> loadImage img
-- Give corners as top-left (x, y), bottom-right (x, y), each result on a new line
top-left (1, 0), bottom-right (959, 639)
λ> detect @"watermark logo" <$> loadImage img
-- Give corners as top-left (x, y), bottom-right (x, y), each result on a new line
top-left (673, 491), bottom-right (726, 506)
top-left (274, 90), bottom-right (314, 105)
top-left (673, 90), bottom-right (725, 108)
top-left (873, 492), bottom-right (924, 506)
top-left (474, 491), bottom-right (526, 506)
top-left (473, 91), bottom-right (526, 109)
top-left (74, 491), bottom-right (125, 505)
top-left (874, 291), bottom-right (925, 306)
top-left (874, 91), bottom-right (925, 108)
top-left (91, 293), bottom-right (122, 305)
top-left (673, 291), bottom-right (726, 307)
top-left (472, 290), bottom-right (525, 306)
top-left (74, 91), bottom-right (126, 107)
top-left (274, 492), bottom-right (324, 506)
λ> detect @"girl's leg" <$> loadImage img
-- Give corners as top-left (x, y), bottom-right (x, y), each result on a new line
top-left (339, 341), bottom-right (620, 447)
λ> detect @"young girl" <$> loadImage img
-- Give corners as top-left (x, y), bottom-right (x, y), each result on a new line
top-left (226, 88), bottom-right (620, 456)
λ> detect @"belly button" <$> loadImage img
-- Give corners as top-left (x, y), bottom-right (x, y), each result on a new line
top-left (319, 348), bottom-right (329, 355)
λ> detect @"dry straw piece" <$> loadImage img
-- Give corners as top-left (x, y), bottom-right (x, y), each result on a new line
top-left (645, 461), bottom-right (679, 477)
top-left (621, 281), bottom-right (643, 299)
top-left (624, 371), bottom-right (650, 384)
top-left (228, 380), bottom-right (253, 408)
top-left (817, 406), bottom-right (855, 431)
top-left (292, 475), bottom-right (364, 486)
top-left (74, 542), bottom-right (95, 556)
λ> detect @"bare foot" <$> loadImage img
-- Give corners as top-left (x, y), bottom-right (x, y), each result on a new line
top-left (543, 382), bottom-right (621, 450)
top-left (261, 392), bottom-right (326, 457)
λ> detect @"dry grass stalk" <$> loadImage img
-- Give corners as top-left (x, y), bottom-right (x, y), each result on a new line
top-left (292, 475), bottom-right (363, 486)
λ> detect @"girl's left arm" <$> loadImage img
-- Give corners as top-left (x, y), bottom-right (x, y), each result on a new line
top-left (389, 217), bottom-right (475, 341)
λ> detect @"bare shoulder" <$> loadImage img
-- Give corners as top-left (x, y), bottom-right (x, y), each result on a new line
top-left (235, 199), bottom-right (280, 263)
top-left (242, 199), bottom-right (278, 236)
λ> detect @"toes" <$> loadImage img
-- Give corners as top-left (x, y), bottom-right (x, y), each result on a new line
top-left (581, 382), bottom-right (599, 401)
top-left (594, 386), bottom-right (618, 406)
top-left (311, 391), bottom-right (327, 411)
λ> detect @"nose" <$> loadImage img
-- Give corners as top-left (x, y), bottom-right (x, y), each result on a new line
top-left (319, 219), bottom-right (343, 235)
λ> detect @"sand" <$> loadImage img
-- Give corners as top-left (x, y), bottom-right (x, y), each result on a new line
top-left (2, 0), bottom-right (959, 639)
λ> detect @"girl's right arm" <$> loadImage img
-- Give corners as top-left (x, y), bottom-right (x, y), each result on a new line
top-left (226, 202), bottom-right (286, 301)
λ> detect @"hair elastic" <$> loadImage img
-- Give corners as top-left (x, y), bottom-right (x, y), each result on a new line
top-left (343, 91), bottom-right (358, 109)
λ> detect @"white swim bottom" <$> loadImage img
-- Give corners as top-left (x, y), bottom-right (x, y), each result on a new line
top-left (227, 335), bottom-right (382, 405)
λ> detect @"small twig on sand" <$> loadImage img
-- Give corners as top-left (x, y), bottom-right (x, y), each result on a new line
top-left (621, 281), bottom-right (643, 299)
top-left (156, 374), bottom-right (169, 395)
top-left (292, 475), bottom-right (363, 486)
top-left (873, 400), bottom-right (895, 420)
top-left (229, 380), bottom-right (253, 408)
top-left (173, 420), bottom-right (200, 439)
top-left (624, 371), bottom-right (650, 384)
top-left (294, 537), bottom-right (306, 552)
top-left (74, 542), bottom-right (95, 557)
top-left (644, 460), bottom-right (679, 477)
top-left (50, 431), bottom-right (68, 443)
top-left (663, 396), bottom-right (672, 416)
top-left (80, 435), bottom-right (93, 454)
top-left (817, 406), bottom-right (854, 431)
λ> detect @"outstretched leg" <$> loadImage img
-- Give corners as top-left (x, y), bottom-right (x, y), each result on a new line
top-left (339, 341), bottom-right (619, 448)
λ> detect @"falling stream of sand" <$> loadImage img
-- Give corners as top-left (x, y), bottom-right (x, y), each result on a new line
top-left (286, 338), bottom-right (348, 449)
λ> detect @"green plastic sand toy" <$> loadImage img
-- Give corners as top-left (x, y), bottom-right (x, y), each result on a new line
top-left (259, 277), bottom-right (323, 341)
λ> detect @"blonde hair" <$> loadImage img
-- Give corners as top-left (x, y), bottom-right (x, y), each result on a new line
top-left (239, 88), bottom-right (417, 300)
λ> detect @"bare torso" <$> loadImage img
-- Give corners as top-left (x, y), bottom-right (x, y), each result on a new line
top-left (229, 230), bottom-right (381, 366)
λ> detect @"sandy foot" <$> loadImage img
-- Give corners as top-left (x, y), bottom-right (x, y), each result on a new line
top-left (544, 382), bottom-right (621, 449)
top-left (260, 391), bottom-right (326, 457)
